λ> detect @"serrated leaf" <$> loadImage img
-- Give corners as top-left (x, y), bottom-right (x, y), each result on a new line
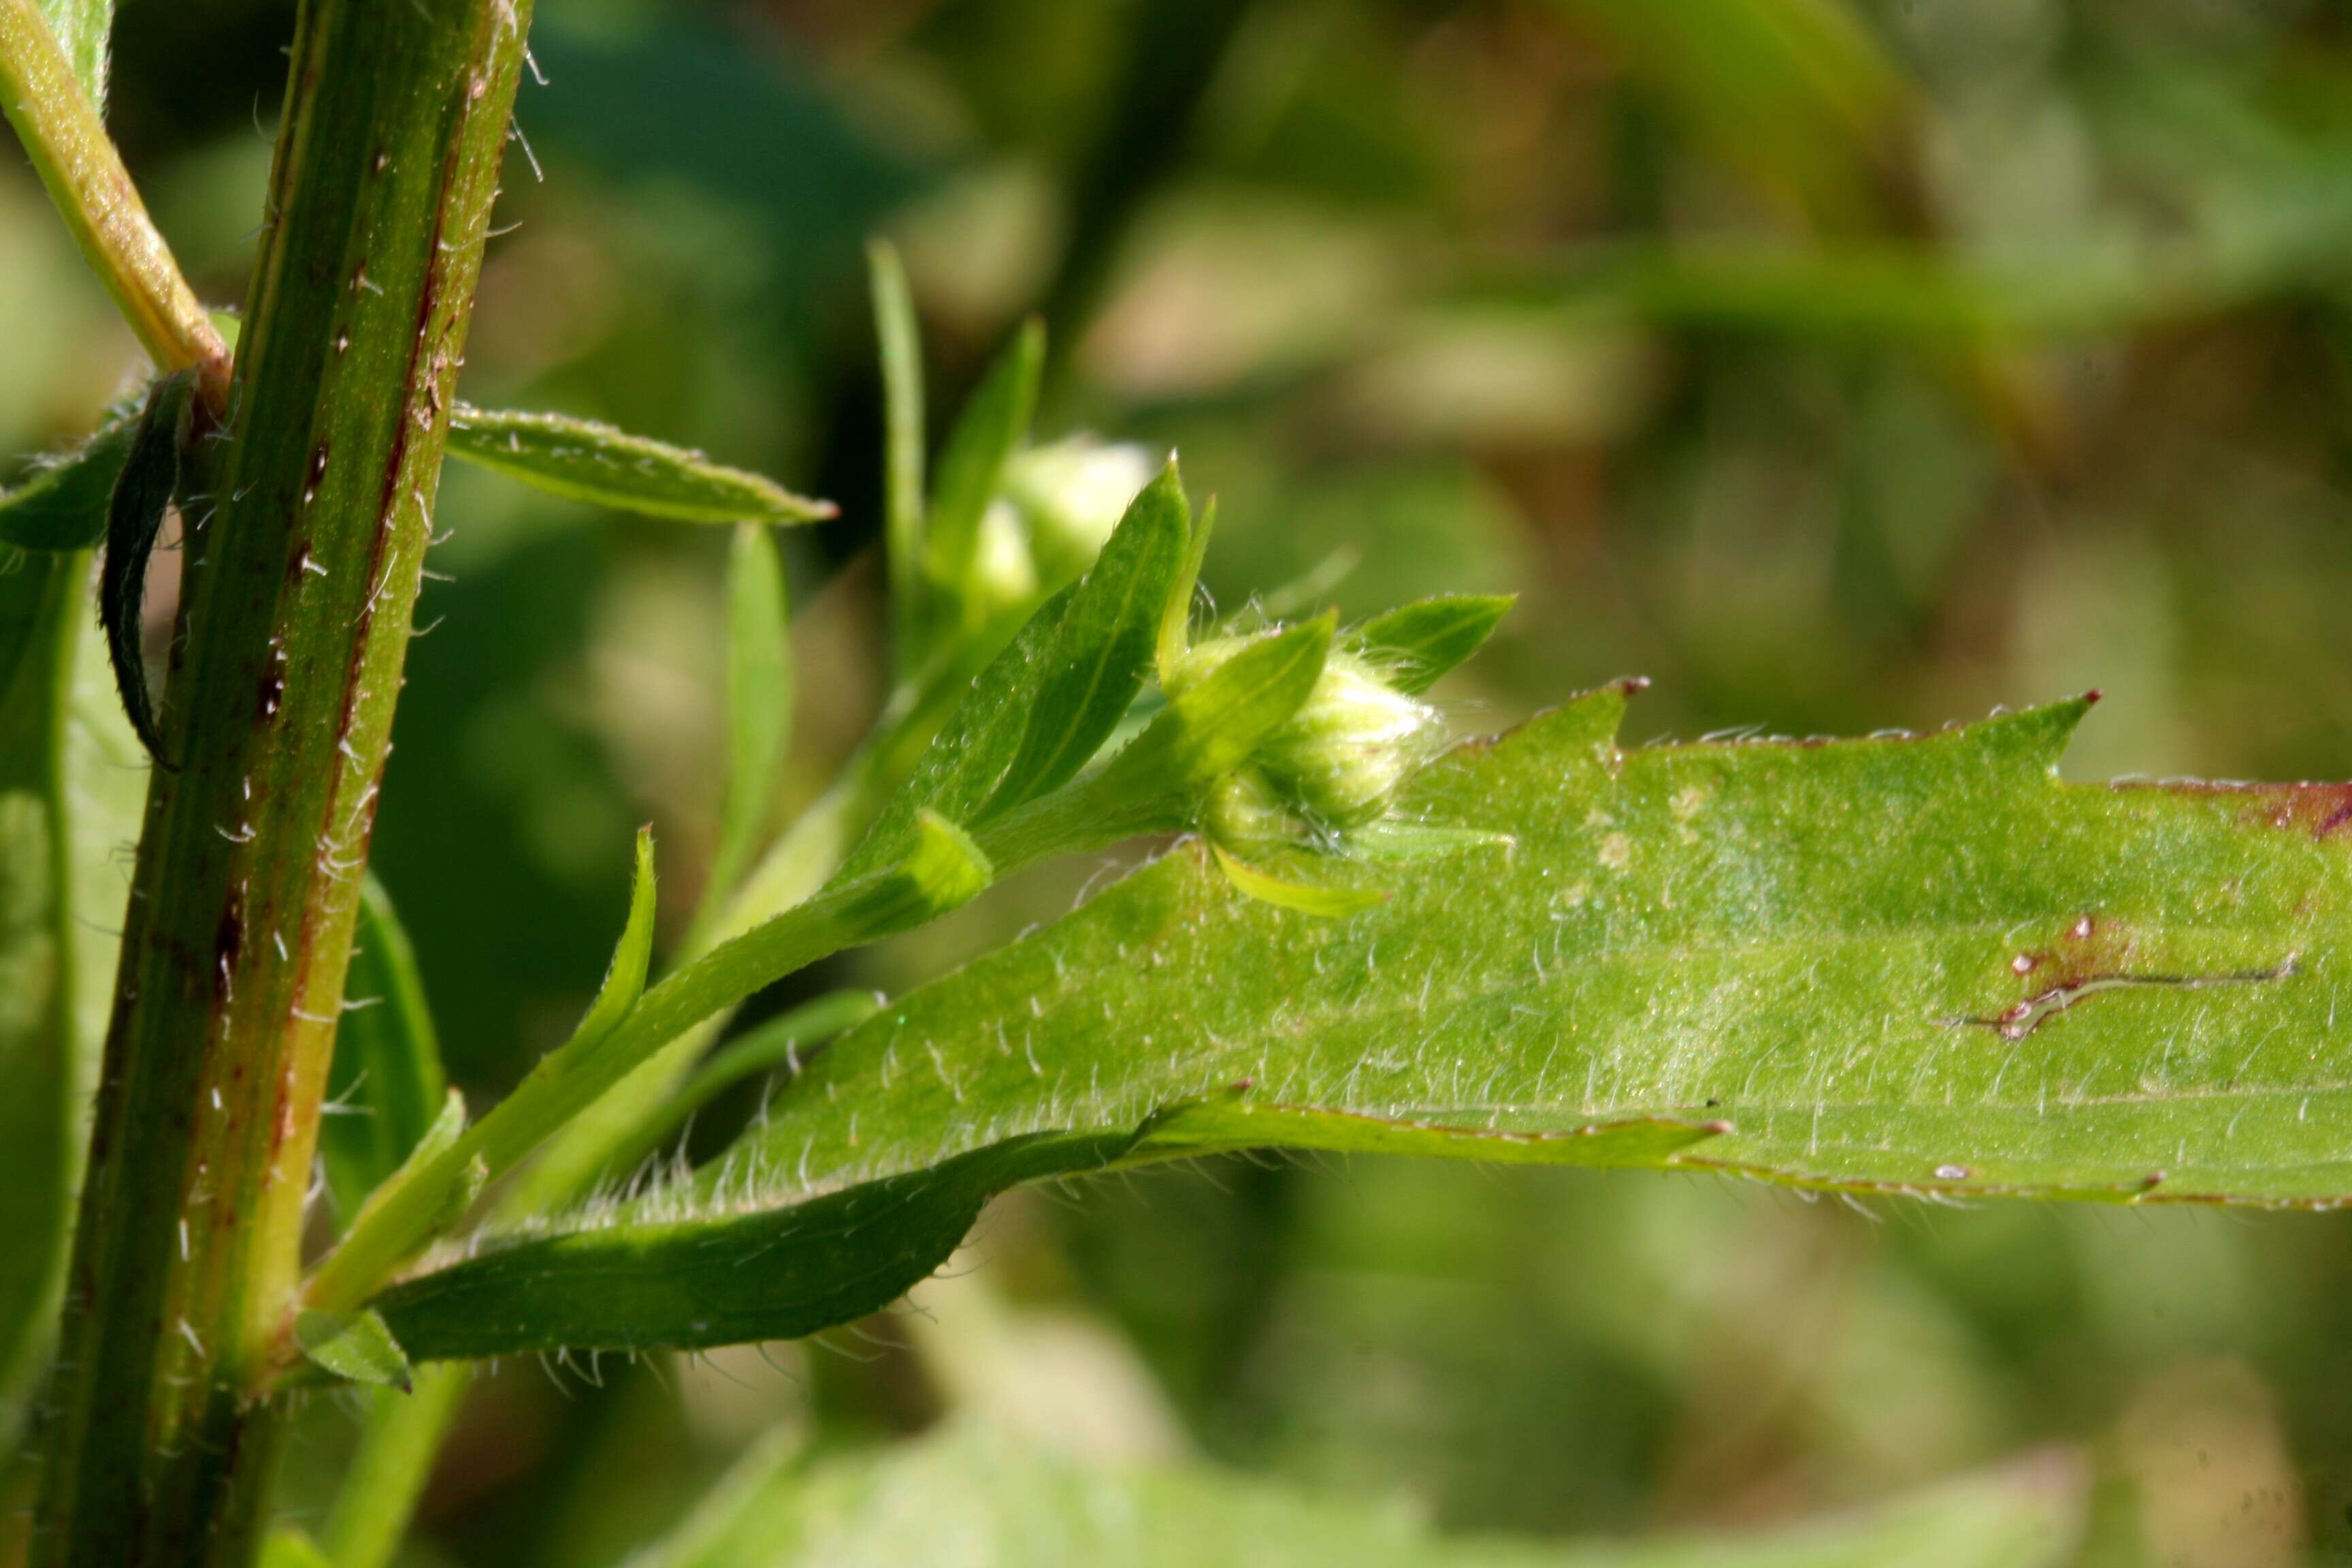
top-left (977, 460), bottom-right (1190, 819)
top-left (710, 524), bottom-right (793, 903)
top-left (626, 1419), bottom-right (2083, 1568)
top-left (323, 876), bottom-right (448, 1224)
top-left (716, 686), bottom-right (2352, 1208)
top-left (444, 406), bottom-right (834, 526)
top-left (922, 320), bottom-right (1043, 625)
top-left (99, 369), bottom-right (191, 766)
top-left (293, 1308), bottom-right (412, 1391)
top-left (0, 414), bottom-right (133, 551)
top-left (1347, 593), bottom-right (1514, 696)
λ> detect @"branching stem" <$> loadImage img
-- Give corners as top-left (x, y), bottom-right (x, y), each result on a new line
top-left (0, 0), bottom-right (230, 410)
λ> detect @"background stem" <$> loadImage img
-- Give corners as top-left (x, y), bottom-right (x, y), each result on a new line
top-left (31, 0), bottom-right (533, 1559)
top-left (0, 0), bottom-right (229, 408)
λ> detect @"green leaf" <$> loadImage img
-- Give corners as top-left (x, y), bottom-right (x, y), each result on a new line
top-left (37, 0), bottom-right (112, 112)
top-left (870, 239), bottom-right (926, 676)
top-left (293, 1308), bottom-right (412, 1392)
top-left (710, 524), bottom-right (794, 904)
top-left (625, 1420), bottom-right (2085, 1568)
top-left (372, 1134), bottom-right (1119, 1360)
top-left (977, 459), bottom-right (1191, 819)
top-left (830, 589), bottom-right (1076, 887)
top-left (0, 413), bottom-right (132, 551)
top-left (310, 817), bottom-right (990, 1318)
top-left (320, 1362), bottom-right (471, 1568)
top-left (1212, 845), bottom-right (1388, 917)
top-left (0, 551), bottom-right (140, 1427)
top-left (306, 834), bottom-right (656, 1312)
top-left (1347, 593), bottom-right (1514, 696)
top-left (98, 368), bottom-right (191, 766)
top-left (260, 1530), bottom-right (336, 1568)
top-left (718, 685), bottom-right (2352, 1209)
top-left (954, 612), bottom-right (1339, 879)
top-left (573, 826), bottom-right (660, 1052)
top-left (1085, 615), bottom-right (1334, 815)
top-left (323, 876), bottom-right (449, 1224)
top-left (444, 405), bottom-right (835, 526)
top-left (595, 989), bottom-right (883, 1183)
top-left (0, 561), bottom-right (80, 1415)
top-left (922, 319), bottom-right (1044, 624)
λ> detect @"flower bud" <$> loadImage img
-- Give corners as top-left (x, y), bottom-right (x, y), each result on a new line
top-left (969, 497), bottom-right (1039, 615)
top-left (1201, 766), bottom-right (1296, 855)
top-left (1170, 638), bottom-right (1441, 832)
top-left (1003, 438), bottom-right (1154, 583)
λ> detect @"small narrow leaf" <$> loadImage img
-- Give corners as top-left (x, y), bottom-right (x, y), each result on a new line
top-left (98, 369), bottom-right (191, 766)
top-left (574, 826), bottom-right (659, 1050)
top-left (1212, 845), bottom-right (1387, 917)
top-left (923, 320), bottom-right (1043, 620)
top-left (445, 406), bottom-right (834, 525)
top-left (1347, 593), bottom-right (1514, 696)
top-left (306, 833), bottom-right (655, 1313)
top-left (870, 239), bottom-right (926, 674)
top-left (710, 525), bottom-right (793, 903)
top-left (293, 1308), bottom-right (412, 1391)
top-left (370, 1134), bottom-right (1124, 1360)
top-left (832, 587), bottom-right (1077, 886)
top-left (0, 415), bottom-right (133, 551)
top-left (323, 876), bottom-right (448, 1224)
top-left (979, 460), bottom-right (1192, 819)
top-left (1156, 493), bottom-right (1214, 681)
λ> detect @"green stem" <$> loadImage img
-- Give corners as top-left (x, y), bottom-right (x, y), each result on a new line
top-left (0, 0), bottom-right (230, 409)
top-left (318, 1363), bottom-right (472, 1568)
top-left (33, 0), bottom-right (534, 1558)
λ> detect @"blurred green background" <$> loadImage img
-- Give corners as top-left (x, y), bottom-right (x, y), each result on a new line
top-left (10, 0), bottom-right (2352, 1562)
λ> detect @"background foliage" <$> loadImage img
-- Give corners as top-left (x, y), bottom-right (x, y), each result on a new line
top-left (7, 0), bottom-right (2352, 1562)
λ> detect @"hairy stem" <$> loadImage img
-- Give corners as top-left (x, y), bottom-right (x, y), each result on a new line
top-left (0, 0), bottom-right (229, 408)
top-left (33, 0), bottom-right (533, 1560)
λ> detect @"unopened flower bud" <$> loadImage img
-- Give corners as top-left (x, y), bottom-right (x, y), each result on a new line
top-left (1170, 638), bottom-right (1441, 832)
top-left (1003, 438), bottom-right (1154, 583)
top-left (970, 498), bottom-right (1039, 614)
top-left (1201, 766), bottom-right (1298, 855)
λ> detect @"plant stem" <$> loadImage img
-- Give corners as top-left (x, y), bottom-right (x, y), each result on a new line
top-left (33, 0), bottom-right (534, 1559)
top-left (0, 0), bottom-right (229, 409)
top-left (318, 1364), bottom-right (472, 1568)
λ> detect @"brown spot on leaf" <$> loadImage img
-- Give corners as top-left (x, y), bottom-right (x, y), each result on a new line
top-left (2119, 779), bottom-right (2352, 840)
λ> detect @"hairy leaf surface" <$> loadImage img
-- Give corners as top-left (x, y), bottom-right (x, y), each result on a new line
top-left (372, 687), bottom-right (2352, 1361)
top-left (736, 686), bottom-right (2352, 1206)
top-left (446, 406), bottom-right (834, 526)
